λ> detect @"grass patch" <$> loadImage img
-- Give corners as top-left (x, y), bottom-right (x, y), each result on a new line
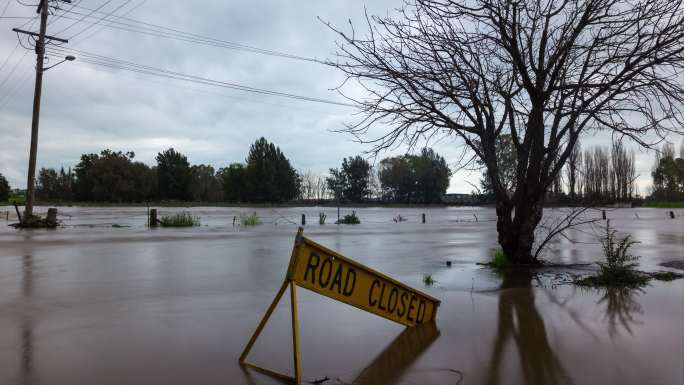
top-left (159, 212), bottom-right (200, 227)
top-left (240, 212), bottom-right (261, 226)
top-left (7, 194), bottom-right (26, 205)
top-left (651, 271), bottom-right (684, 281)
top-left (423, 274), bottom-right (435, 286)
top-left (489, 248), bottom-right (510, 269)
top-left (336, 211), bottom-right (361, 225)
top-left (644, 201), bottom-right (684, 208)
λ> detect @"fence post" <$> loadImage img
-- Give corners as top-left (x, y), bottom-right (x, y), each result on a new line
top-left (301, 214), bottom-right (306, 226)
top-left (422, 213), bottom-right (426, 224)
top-left (670, 211), bottom-right (675, 219)
top-left (46, 208), bottom-right (58, 226)
top-left (602, 210), bottom-right (606, 220)
top-left (150, 209), bottom-right (158, 227)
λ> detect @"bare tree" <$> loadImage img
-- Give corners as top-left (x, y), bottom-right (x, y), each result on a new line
top-left (566, 142), bottom-right (582, 201)
top-left (327, 0), bottom-right (684, 263)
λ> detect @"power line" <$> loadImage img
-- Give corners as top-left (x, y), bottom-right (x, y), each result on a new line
top-left (0, 0), bottom-right (10, 19)
top-left (52, 0), bottom-right (114, 35)
top-left (67, 0), bottom-right (132, 40)
top-left (47, 46), bottom-right (351, 106)
top-left (0, 66), bottom-right (32, 112)
top-left (0, 49), bottom-right (29, 94)
top-left (60, 5), bottom-right (321, 63)
top-left (77, 0), bottom-right (146, 43)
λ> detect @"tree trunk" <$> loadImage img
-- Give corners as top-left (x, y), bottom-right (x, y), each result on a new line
top-left (497, 199), bottom-right (544, 264)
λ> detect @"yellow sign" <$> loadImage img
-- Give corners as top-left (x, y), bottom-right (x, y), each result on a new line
top-left (289, 235), bottom-right (439, 326)
top-left (239, 228), bottom-right (441, 385)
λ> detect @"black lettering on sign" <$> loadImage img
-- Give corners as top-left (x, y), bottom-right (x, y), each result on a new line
top-left (319, 258), bottom-right (332, 288)
top-left (416, 300), bottom-right (426, 324)
top-left (304, 252), bottom-right (320, 285)
top-left (369, 279), bottom-right (380, 306)
top-left (398, 292), bottom-right (408, 317)
top-left (407, 295), bottom-right (417, 322)
top-left (378, 283), bottom-right (387, 311)
top-left (329, 264), bottom-right (343, 293)
top-left (342, 268), bottom-right (356, 296)
top-left (387, 287), bottom-right (398, 313)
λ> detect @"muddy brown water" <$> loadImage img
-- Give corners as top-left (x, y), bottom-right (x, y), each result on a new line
top-left (0, 206), bottom-right (682, 385)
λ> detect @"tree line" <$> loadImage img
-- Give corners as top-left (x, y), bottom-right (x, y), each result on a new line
top-left (11, 138), bottom-right (451, 204)
top-left (479, 137), bottom-right (641, 204)
top-left (651, 141), bottom-right (684, 201)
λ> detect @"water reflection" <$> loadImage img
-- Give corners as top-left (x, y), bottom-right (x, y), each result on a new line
top-left (353, 322), bottom-right (440, 385)
top-left (484, 270), bottom-right (572, 385)
top-left (22, 255), bottom-right (35, 385)
top-left (598, 287), bottom-right (643, 337)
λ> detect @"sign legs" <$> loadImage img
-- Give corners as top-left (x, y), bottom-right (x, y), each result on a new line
top-left (239, 278), bottom-right (302, 384)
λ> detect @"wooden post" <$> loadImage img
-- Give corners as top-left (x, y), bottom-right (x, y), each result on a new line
top-left (670, 211), bottom-right (675, 219)
top-left (290, 281), bottom-right (302, 385)
top-left (422, 213), bottom-right (426, 223)
top-left (46, 208), bottom-right (57, 226)
top-left (301, 214), bottom-right (306, 226)
top-left (602, 210), bottom-right (606, 220)
top-left (14, 204), bottom-right (22, 223)
top-left (150, 209), bottom-right (158, 227)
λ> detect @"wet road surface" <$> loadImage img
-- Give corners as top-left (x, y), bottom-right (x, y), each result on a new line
top-left (1, 206), bottom-right (683, 385)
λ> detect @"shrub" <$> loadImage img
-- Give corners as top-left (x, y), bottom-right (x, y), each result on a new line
top-left (240, 212), bottom-right (261, 226)
top-left (319, 212), bottom-right (327, 225)
top-left (160, 212), bottom-right (200, 227)
top-left (577, 221), bottom-right (648, 287)
top-left (490, 248), bottom-right (510, 269)
top-left (423, 274), bottom-right (435, 286)
top-left (336, 211), bottom-right (360, 225)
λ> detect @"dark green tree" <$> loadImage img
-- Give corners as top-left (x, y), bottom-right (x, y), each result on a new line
top-left (0, 173), bottom-right (10, 202)
top-left (326, 168), bottom-right (346, 201)
top-left (190, 164), bottom-right (222, 202)
top-left (156, 148), bottom-right (192, 201)
top-left (378, 156), bottom-right (415, 203)
top-left (218, 163), bottom-right (247, 202)
top-left (341, 156), bottom-right (371, 202)
top-left (244, 138), bottom-right (299, 202)
top-left (74, 150), bottom-right (155, 202)
top-left (412, 148), bottom-right (451, 203)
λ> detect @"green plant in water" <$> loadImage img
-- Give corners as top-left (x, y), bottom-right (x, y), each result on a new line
top-left (577, 221), bottom-right (648, 288)
top-left (336, 211), bottom-right (361, 225)
top-left (319, 212), bottom-right (327, 225)
top-left (240, 212), bottom-right (261, 226)
top-left (423, 274), bottom-right (435, 286)
top-left (160, 212), bottom-right (200, 227)
top-left (490, 248), bottom-right (510, 269)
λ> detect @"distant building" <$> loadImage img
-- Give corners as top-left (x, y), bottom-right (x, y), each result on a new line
top-left (442, 193), bottom-right (480, 205)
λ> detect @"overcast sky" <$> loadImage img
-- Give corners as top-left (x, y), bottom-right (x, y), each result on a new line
top-left (0, 0), bottom-right (679, 193)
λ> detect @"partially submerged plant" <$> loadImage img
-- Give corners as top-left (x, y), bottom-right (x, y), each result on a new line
top-left (577, 221), bottom-right (648, 288)
top-left (423, 274), bottom-right (435, 286)
top-left (160, 212), bottom-right (200, 227)
top-left (240, 212), bottom-right (261, 226)
top-left (319, 212), bottom-right (327, 225)
top-left (490, 248), bottom-right (510, 269)
top-left (336, 211), bottom-right (360, 225)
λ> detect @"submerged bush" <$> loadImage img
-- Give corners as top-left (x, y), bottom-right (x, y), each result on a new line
top-left (160, 212), bottom-right (200, 227)
top-left (577, 221), bottom-right (647, 288)
top-left (490, 248), bottom-right (510, 269)
top-left (240, 212), bottom-right (261, 226)
top-left (336, 211), bottom-right (360, 225)
top-left (423, 274), bottom-right (435, 286)
top-left (319, 212), bottom-right (327, 225)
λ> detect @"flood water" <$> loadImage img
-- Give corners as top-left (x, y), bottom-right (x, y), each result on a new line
top-left (0, 206), bottom-right (682, 385)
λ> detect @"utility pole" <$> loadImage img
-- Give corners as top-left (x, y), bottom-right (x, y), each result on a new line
top-left (13, 0), bottom-right (70, 222)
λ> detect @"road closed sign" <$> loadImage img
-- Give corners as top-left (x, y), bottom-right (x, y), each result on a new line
top-left (240, 228), bottom-right (441, 384)
top-left (288, 234), bottom-right (440, 327)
